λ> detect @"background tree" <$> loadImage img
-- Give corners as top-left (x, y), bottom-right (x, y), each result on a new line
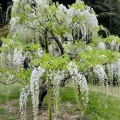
top-left (0, 0), bottom-right (12, 12)
top-left (52, 0), bottom-right (76, 7)
top-left (83, 0), bottom-right (120, 36)
top-left (0, 0), bottom-right (12, 27)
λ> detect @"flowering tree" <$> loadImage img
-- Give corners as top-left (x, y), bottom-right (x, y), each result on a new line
top-left (0, 0), bottom-right (120, 120)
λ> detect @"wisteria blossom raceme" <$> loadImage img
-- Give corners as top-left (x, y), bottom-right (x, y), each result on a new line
top-left (68, 62), bottom-right (78, 75)
top-left (30, 66), bottom-right (45, 119)
top-left (93, 65), bottom-right (108, 85)
top-left (98, 42), bottom-right (106, 49)
top-left (110, 39), bottom-right (116, 51)
top-left (57, 4), bottom-right (67, 12)
top-left (37, 48), bottom-right (44, 57)
top-left (106, 60), bottom-right (120, 85)
top-left (116, 59), bottom-right (120, 83)
top-left (20, 85), bottom-right (30, 120)
top-left (47, 70), bottom-right (65, 119)
top-left (9, 17), bottom-right (20, 33)
top-left (68, 62), bottom-right (89, 108)
top-left (6, 53), bottom-right (12, 63)
top-left (34, 0), bottom-right (43, 5)
top-left (13, 48), bottom-right (23, 67)
top-left (106, 63), bottom-right (114, 82)
top-left (80, 24), bottom-right (87, 40)
top-left (104, 36), bottom-right (120, 51)
top-left (116, 43), bottom-right (120, 52)
top-left (71, 5), bottom-right (99, 39)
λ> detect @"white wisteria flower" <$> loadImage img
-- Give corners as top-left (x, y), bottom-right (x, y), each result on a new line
top-left (86, 46), bottom-right (92, 51)
top-left (68, 62), bottom-right (89, 107)
top-left (13, 48), bottom-right (23, 67)
top-left (98, 42), bottom-right (106, 49)
top-left (37, 48), bottom-right (44, 57)
top-left (116, 59), bottom-right (120, 81)
top-left (110, 39), bottom-right (116, 50)
top-left (93, 65), bottom-right (108, 85)
top-left (30, 66), bottom-right (45, 119)
top-left (20, 85), bottom-right (30, 120)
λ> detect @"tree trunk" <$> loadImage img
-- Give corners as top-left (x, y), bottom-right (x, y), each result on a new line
top-left (38, 84), bottom-right (47, 109)
top-left (38, 73), bottom-right (71, 109)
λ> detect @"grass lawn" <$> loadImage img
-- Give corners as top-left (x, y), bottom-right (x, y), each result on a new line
top-left (0, 83), bottom-right (120, 120)
top-left (61, 84), bottom-right (120, 120)
top-left (0, 83), bottom-right (23, 120)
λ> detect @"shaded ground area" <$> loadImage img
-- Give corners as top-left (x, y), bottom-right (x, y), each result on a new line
top-left (0, 84), bottom-right (86, 120)
top-left (1, 100), bottom-right (85, 120)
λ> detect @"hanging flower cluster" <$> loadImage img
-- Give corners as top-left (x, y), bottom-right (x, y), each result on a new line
top-left (116, 60), bottom-right (120, 81)
top-left (13, 47), bottom-right (23, 67)
top-left (19, 66), bottom-right (45, 120)
top-left (47, 70), bottom-right (65, 119)
top-left (98, 42), bottom-right (106, 50)
top-left (47, 69), bottom-right (66, 120)
top-left (37, 48), bottom-right (44, 58)
top-left (6, 53), bottom-right (13, 64)
top-left (106, 60), bottom-right (120, 85)
top-left (20, 85), bottom-right (30, 120)
top-left (110, 39), bottom-right (117, 51)
top-left (30, 66), bottom-right (45, 119)
top-left (97, 36), bottom-right (120, 52)
top-left (93, 65), bottom-right (108, 85)
top-left (106, 64), bottom-right (115, 83)
top-left (68, 62), bottom-right (89, 108)
top-left (105, 37), bottom-right (120, 51)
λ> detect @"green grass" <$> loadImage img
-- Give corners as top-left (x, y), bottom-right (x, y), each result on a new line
top-left (86, 91), bottom-right (120, 120)
top-left (60, 85), bottom-right (120, 120)
top-left (0, 83), bottom-right (23, 120)
top-left (60, 86), bottom-right (77, 104)
top-left (0, 105), bottom-right (17, 120)
top-left (0, 84), bottom-right (23, 104)
top-left (0, 107), bottom-right (5, 114)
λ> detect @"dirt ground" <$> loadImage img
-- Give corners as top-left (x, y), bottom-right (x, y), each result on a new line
top-left (3, 100), bottom-right (86, 120)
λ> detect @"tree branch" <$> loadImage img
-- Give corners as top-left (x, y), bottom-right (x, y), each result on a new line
top-left (0, 80), bottom-right (24, 85)
top-left (51, 31), bottom-right (64, 55)
top-left (44, 28), bottom-right (49, 53)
